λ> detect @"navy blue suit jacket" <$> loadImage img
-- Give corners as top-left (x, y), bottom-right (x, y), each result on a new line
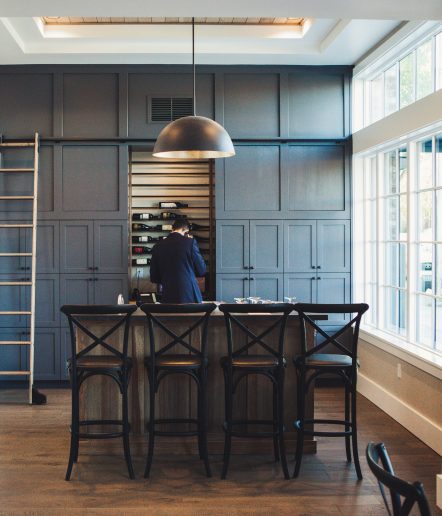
top-left (149, 232), bottom-right (206, 303)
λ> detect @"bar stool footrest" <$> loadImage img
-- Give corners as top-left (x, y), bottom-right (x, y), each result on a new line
top-left (294, 418), bottom-right (353, 437)
top-left (71, 419), bottom-right (128, 440)
top-left (150, 418), bottom-right (200, 437)
top-left (224, 419), bottom-right (281, 438)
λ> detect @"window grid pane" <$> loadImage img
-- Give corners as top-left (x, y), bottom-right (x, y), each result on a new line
top-left (400, 52), bottom-right (415, 108)
top-left (416, 40), bottom-right (433, 100)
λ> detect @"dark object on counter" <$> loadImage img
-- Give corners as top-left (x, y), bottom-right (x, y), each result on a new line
top-left (292, 303), bottom-right (369, 480)
top-left (140, 302), bottom-right (217, 478)
top-left (61, 304), bottom-right (138, 481)
top-left (366, 442), bottom-right (431, 516)
top-left (218, 303), bottom-right (294, 480)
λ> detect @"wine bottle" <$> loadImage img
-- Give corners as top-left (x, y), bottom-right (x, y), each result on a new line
top-left (161, 212), bottom-right (186, 220)
top-left (132, 246), bottom-right (152, 255)
top-left (159, 201), bottom-right (188, 209)
top-left (132, 258), bottom-right (151, 266)
top-left (190, 223), bottom-right (210, 231)
top-left (132, 213), bottom-right (159, 221)
top-left (133, 223), bottom-right (173, 232)
top-left (132, 235), bottom-right (166, 243)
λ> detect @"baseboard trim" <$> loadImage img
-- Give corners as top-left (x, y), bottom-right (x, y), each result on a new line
top-left (357, 373), bottom-right (442, 455)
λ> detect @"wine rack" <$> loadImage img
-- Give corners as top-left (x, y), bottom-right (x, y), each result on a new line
top-left (128, 151), bottom-right (215, 300)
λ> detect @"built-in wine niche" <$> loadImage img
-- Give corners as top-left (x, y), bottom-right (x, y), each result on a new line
top-left (128, 150), bottom-right (215, 300)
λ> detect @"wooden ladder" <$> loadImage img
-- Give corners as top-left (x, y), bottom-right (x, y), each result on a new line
top-left (0, 134), bottom-right (40, 404)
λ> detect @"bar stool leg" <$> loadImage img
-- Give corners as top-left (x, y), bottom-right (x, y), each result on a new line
top-left (122, 373), bottom-right (135, 480)
top-left (344, 380), bottom-right (352, 463)
top-left (144, 373), bottom-right (156, 479)
top-left (65, 379), bottom-right (79, 481)
top-left (293, 368), bottom-right (306, 478)
top-left (272, 381), bottom-right (280, 462)
top-left (199, 368), bottom-right (212, 478)
top-left (276, 369), bottom-right (289, 480)
top-left (221, 366), bottom-right (232, 480)
top-left (351, 384), bottom-right (362, 480)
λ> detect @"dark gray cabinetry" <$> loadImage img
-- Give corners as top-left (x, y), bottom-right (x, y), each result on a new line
top-left (0, 274), bottom-right (29, 328)
top-left (217, 145), bottom-right (281, 216)
top-left (36, 222), bottom-right (59, 273)
top-left (94, 274), bottom-right (128, 305)
top-left (35, 274), bottom-right (60, 327)
top-left (60, 221), bottom-right (94, 273)
top-left (284, 220), bottom-right (350, 273)
top-left (93, 221), bottom-right (128, 274)
top-left (223, 74), bottom-right (280, 138)
top-left (60, 220), bottom-right (127, 274)
top-left (284, 273), bottom-right (350, 308)
top-left (63, 73), bottom-right (119, 138)
top-left (32, 329), bottom-right (61, 381)
top-left (216, 274), bottom-right (249, 302)
top-left (216, 220), bottom-right (282, 274)
top-left (250, 274), bottom-right (283, 301)
top-left (0, 329), bottom-right (27, 380)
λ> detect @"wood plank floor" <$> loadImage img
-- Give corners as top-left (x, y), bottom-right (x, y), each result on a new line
top-left (0, 387), bottom-right (440, 515)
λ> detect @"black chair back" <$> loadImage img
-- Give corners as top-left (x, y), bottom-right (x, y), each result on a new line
top-left (218, 303), bottom-right (294, 364)
top-left (293, 303), bottom-right (369, 363)
top-left (139, 303), bottom-right (217, 361)
top-left (366, 442), bottom-right (431, 516)
top-left (60, 304), bottom-right (138, 368)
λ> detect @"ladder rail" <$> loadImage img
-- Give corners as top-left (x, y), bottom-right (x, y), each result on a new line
top-left (29, 133), bottom-right (39, 403)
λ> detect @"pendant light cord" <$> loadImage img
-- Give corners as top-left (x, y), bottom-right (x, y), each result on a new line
top-left (192, 17), bottom-right (196, 116)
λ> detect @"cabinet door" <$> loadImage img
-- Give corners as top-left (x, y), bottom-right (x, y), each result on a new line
top-left (0, 329), bottom-right (28, 381)
top-left (0, 224), bottom-right (32, 274)
top-left (250, 221), bottom-right (283, 273)
top-left (216, 221), bottom-right (249, 273)
top-left (284, 220), bottom-right (317, 273)
top-left (94, 220), bottom-right (128, 274)
top-left (35, 274), bottom-right (60, 327)
top-left (283, 273), bottom-right (316, 303)
top-left (94, 274), bottom-right (128, 305)
top-left (0, 274), bottom-right (29, 327)
top-left (31, 329), bottom-right (61, 381)
top-left (250, 274), bottom-right (283, 301)
top-left (36, 222), bottom-right (59, 273)
top-left (60, 221), bottom-right (94, 273)
top-left (317, 220), bottom-right (351, 272)
top-left (216, 274), bottom-right (249, 302)
top-left (60, 274), bottom-right (94, 325)
top-left (317, 273), bottom-right (351, 323)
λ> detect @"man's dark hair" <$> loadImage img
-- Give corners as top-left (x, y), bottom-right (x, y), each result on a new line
top-left (172, 218), bottom-right (190, 231)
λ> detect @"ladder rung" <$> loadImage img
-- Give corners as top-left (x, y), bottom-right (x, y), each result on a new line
top-left (0, 196), bottom-right (34, 200)
top-left (0, 143), bottom-right (35, 148)
top-left (0, 311), bottom-right (32, 315)
top-left (0, 224), bottom-right (33, 228)
top-left (0, 371), bottom-right (31, 375)
top-left (0, 282), bottom-right (32, 286)
top-left (0, 253), bottom-right (32, 257)
top-left (0, 168), bottom-right (34, 173)
top-left (0, 341), bottom-right (31, 345)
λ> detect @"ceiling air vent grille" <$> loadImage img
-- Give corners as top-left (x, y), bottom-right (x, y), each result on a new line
top-left (150, 97), bottom-right (193, 122)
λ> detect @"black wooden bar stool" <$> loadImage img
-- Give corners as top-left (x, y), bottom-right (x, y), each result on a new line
top-left (218, 303), bottom-right (293, 480)
top-left (61, 304), bottom-right (137, 481)
top-left (292, 303), bottom-right (369, 480)
top-left (139, 303), bottom-right (217, 478)
top-left (366, 442), bottom-right (431, 516)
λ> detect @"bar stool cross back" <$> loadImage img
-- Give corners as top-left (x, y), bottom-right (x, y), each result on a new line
top-left (61, 304), bottom-right (137, 481)
top-left (292, 303), bottom-right (369, 480)
top-left (140, 302), bottom-right (217, 478)
top-left (219, 303), bottom-right (294, 480)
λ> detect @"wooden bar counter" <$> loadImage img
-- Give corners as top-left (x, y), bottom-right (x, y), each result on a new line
top-left (76, 307), bottom-right (326, 454)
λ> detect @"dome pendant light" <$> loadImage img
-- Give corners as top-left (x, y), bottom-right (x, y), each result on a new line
top-left (152, 18), bottom-right (235, 159)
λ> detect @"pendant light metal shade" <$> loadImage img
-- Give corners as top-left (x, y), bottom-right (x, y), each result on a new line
top-left (152, 18), bottom-right (235, 159)
top-left (152, 115), bottom-right (235, 159)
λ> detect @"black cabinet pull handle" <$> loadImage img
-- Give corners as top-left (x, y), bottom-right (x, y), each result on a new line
top-left (244, 266), bottom-right (249, 270)
top-left (317, 266), bottom-right (321, 269)
top-left (249, 277), bottom-right (254, 281)
top-left (249, 266), bottom-right (254, 270)
top-left (243, 277), bottom-right (249, 281)
top-left (317, 277), bottom-right (321, 280)
top-left (94, 267), bottom-right (99, 271)
top-left (88, 267), bottom-right (93, 270)
top-left (88, 278), bottom-right (93, 281)
top-left (311, 277), bottom-right (315, 280)
top-left (94, 278), bottom-right (99, 282)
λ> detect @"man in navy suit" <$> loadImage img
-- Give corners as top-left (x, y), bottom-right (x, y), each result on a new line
top-left (149, 218), bottom-right (206, 303)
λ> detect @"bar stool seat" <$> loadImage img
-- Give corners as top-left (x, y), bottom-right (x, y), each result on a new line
top-left (145, 354), bottom-right (206, 369)
top-left (220, 355), bottom-right (286, 368)
top-left (295, 353), bottom-right (352, 367)
top-left (68, 355), bottom-right (133, 370)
